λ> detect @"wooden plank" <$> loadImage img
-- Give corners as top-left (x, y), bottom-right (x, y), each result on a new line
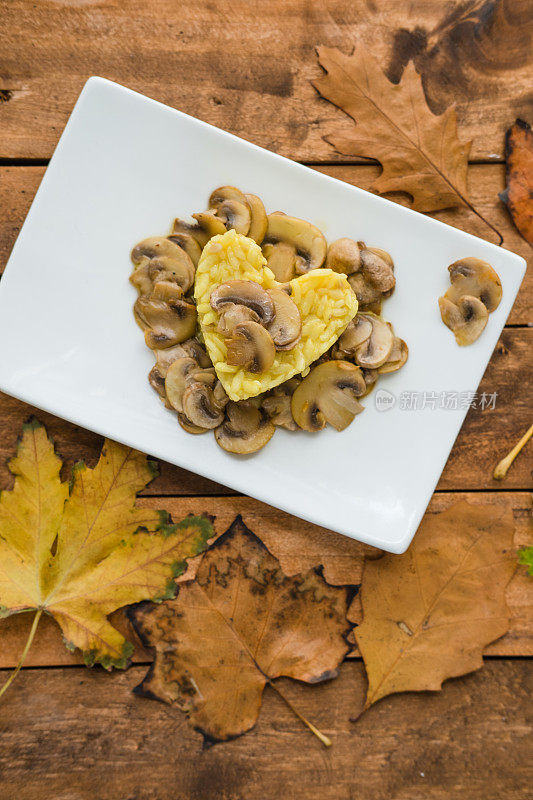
top-left (0, 492), bottom-right (530, 669)
top-left (0, 328), bottom-right (529, 496)
top-left (0, 1), bottom-right (531, 160)
top-left (0, 661), bottom-right (530, 799)
top-left (1, 165), bottom-right (530, 321)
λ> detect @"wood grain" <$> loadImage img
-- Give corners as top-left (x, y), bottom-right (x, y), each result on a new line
top-left (1, 165), bottom-right (530, 317)
top-left (0, 492), bottom-right (530, 669)
top-left (0, 1), bottom-right (531, 161)
top-left (0, 661), bottom-right (531, 800)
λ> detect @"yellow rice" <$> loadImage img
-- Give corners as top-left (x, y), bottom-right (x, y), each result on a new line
top-left (194, 229), bottom-right (358, 401)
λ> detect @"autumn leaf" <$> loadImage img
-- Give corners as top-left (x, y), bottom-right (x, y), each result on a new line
top-left (130, 516), bottom-right (353, 744)
top-left (313, 46), bottom-right (502, 242)
top-left (499, 118), bottom-right (533, 245)
top-left (353, 501), bottom-right (515, 715)
top-left (0, 420), bottom-right (213, 683)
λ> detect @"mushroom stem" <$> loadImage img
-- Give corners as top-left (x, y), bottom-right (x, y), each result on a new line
top-left (493, 423), bottom-right (533, 480)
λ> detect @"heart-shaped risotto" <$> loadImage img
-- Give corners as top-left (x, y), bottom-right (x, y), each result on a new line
top-left (194, 230), bottom-right (358, 401)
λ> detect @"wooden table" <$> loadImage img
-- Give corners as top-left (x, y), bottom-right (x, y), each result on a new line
top-left (0, 2), bottom-right (531, 798)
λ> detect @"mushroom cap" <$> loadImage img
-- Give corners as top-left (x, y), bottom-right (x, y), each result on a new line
top-left (181, 381), bottom-right (225, 429)
top-left (215, 401), bottom-right (275, 454)
top-left (208, 186), bottom-right (248, 208)
top-left (264, 213), bottom-right (327, 274)
top-left (216, 304), bottom-right (260, 336)
top-left (446, 257), bottom-right (502, 312)
top-left (210, 280), bottom-right (275, 324)
top-left (266, 288), bottom-right (302, 350)
top-left (164, 357), bottom-right (199, 412)
top-left (148, 365), bottom-right (167, 400)
top-left (245, 194), bottom-right (268, 243)
top-left (134, 294), bottom-right (197, 349)
top-left (226, 321), bottom-right (276, 373)
top-left (173, 213), bottom-right (226, 249)
top-left (378, 337), bottom-right (409, 373)
top-left (168, 233), bottom-right (202, 268)
top-left (178, 412), bottom-right (210, 435)
top-left (130, 237), bottom-right (196, 296)
top-left (348, 272), bottom-right (383, 309)
top-left (291, 360), bottom-right (366, 432)
top-left (439, 295), bottom-right (489, 346)
top-left (262, 241), bottom-right (297, 282)
top-left (360, 247), bottom-right (396, 293)
top-left (354, 314), bottom-right (394, 368)
top-left (147, 254), bottom-right (195, 293)
top-left (208, 186), bottom-right (251, 235)
top-left (326, 238), bottom-right (361, 275)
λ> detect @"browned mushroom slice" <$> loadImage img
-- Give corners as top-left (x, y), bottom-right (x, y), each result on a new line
top-left (334, 315), bottom-right (373, 358)
top-left (210, 280), bottom-right (275, 325)
top-left (291, 361), bottom-right (366, 432)
top-left (226, 322), bottom-right (276, 373)
top-left (181, 337), bottom-right (212, 368)
top-left (266, 288), bottom-right (301, 350)
top-left (245, 193), bottom-right (268, 243)
top-left (134, 293), bottom-right (197, 350)
top-left (445, 257), bottom-right (502, 312)
top-left (216, 305), bottom-right (261, 336)
top-left (361, 368), bottom-right (379, 396)
top-left (262, 242), bottom-right (297, 282)
top-left (173, 213), bottom-right (226, 249)
top-left (360, 244), bottom-right (396, 294)
top-left (215, 401), bottom-right (275, 454)
top-left (261, 378), bottom-right (300, 431)
top-left (148, 365), bottom-right (167, 400)
top-left (208, 186), bottom-right (251, 235)
top-left (181, 381), bottom-right (225, 429)
top-left (353, 314), bottom-right (394, 368)
top-left (178, 413), bottom-right (209, 435)
top-left (263, 213), bottom-right (327, 277)
top-left (325, 238), bottom-right (361, 275)
top-left (438, 295), bottom-right (489, 346)
top-left (164, 357), bottom-right (199, 412)
top-left (348, 272), bottom-right (383, 310)
top-left (167, 233), bottom-right (202, 268)
top-left (378, 337), bottom-right (409, 373)
top-left (130, 236), bottom-right (196, 295)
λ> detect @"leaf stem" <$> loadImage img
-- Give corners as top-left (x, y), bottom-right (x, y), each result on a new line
top-left (494, 423), bottom-right (533, 480)
top-left (463, 198), bottom-right (504, 247)
top-left (0, 608), bottom-right (42, 701)
top-left (268, 680), bottom-right (332, 747)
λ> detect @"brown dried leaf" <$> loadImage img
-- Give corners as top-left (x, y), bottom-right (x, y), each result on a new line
top-left (314, 46), bottom-right (472, 213)
top-left (354, 501), bottom-right (516, 713)
top-left (499, 118), bottom-right (533, 245)
top-left (130, 516), bottom-right (353, 743)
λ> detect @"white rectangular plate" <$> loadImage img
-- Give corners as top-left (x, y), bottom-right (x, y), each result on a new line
top-left (0, 78), bottom-right (525, 553)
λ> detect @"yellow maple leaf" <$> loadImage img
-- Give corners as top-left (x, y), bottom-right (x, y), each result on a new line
top-left (0, 420), bottom-right (213, 688)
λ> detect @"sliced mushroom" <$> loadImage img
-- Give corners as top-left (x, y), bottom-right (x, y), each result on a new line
top-left (348, 272), bottom-right (383, 310)
top-left (167, 233), bottom-right (202, 268)
top-left (164, 357), bottom-right (199, 412)
top-left (152, 280), bottom-right (184, 303)
top-left (210, 280), bottom-right (275, 325)
top-left (148, 365), bottom-right (167, 400)
top-left (266, 288), bottom-right (301, 350)
top-left (445, 257), bottom-right (502, 312)
top-left (261, 378), bottom-right (300, 431)
top-left (262, 241), bottom-right (297, 282)
top-left (360, 245), bottom-right (396, 293)
top-left (178, 413), bottom-right (209, 435)
top-left (245, 193), bottom-right (268, 243)
top-left (216, 305), bottom-right (259, 336)
top-left (173, 213), bottom-right (226, 249)
top-left (134, 293), bottom-right (197, 349)
top-left (181, 382), bottom-right (225, 429)
top-left (378, 337), bottom-right (409, 373)
top-left (208, 186), bottom-right (251, 235)
top-left (215, 401), bottom-right (275, 454)
top-left (292, 361), bottom-right (366, 432)
top-left (361, 368), bottom-right (378, 396)
top-left (181, 337), bottom-right (212, 368)
top-left (130, 236), bottom-right (196, 295)
top-left (226, 322), bottom-right (276, 373)
top-left (353, 314), bottom-right (394, 368)
top-left (325, 238), bottom-right (361, 275)
top-left (333, 315), bottom-right (373, 358)
top-left (438, 295), bottom-right (489, 346)
top-left (263, 213), bottom-right (327, 277)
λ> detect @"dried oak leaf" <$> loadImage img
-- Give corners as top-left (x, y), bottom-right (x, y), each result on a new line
top-left (130, 516), bottom-right (353, 742)
top-left (353, 501), bottom-right (515, 714)
top-left (499, 118), bottom-right (533, 245)
top-left (313, 46), bottom-right (472, 213)
top-left (0, 420), bottom-right (213, 668)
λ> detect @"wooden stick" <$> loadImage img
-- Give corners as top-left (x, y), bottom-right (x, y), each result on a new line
top-left (493, 423), bottom-right (533, 480)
